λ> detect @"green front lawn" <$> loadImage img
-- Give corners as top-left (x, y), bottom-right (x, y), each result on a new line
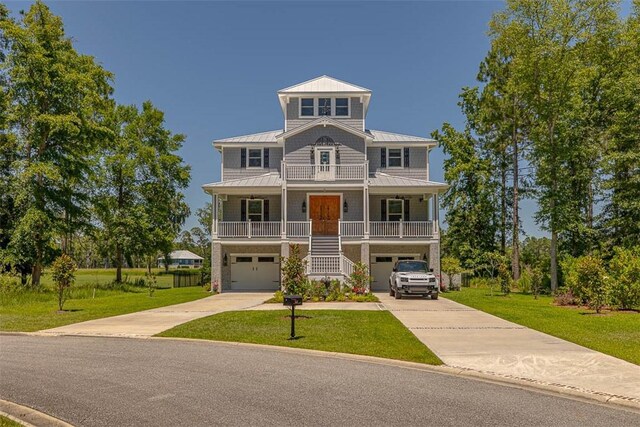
top-left (0, 286), bottom-right (209, 332)
top-left (443, 287), bottom-right (640, 365)
top-left (158, 310), bottom-right (442, 365)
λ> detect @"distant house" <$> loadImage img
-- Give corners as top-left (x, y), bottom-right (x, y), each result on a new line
top-left (158, 250), bottom-right (204, 269)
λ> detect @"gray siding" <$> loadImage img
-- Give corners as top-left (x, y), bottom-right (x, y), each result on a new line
top-left (369, 195), bottom-right (429, 221)
top-left (223, 147), bottom-right (282, 180)
top-left (286, 97), bottom-right (364, 131)
top-left (285, 126), bottom-right (365, 164)
top-left (367, 147), bottom-right (429, 180)
top-left (286, 190), bottom-right (364, 222)
top-left (222, 195), bottom-right (282, 221)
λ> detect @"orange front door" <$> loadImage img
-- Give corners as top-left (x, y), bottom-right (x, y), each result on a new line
top-left (309, 195), bottom-right (341, 235)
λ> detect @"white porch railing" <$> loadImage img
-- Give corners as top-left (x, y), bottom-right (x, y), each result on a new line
top-left (370, 221), bottom-right (434, 238)
top-left (341, 256), bottom-right (355, 278)
top-left (304, 254), bottom-right (356, 278)
top-left (340, 221), bottom-right (364, 237)
top-left (286, 221), bottom-right (311, 238)
top-left (217, 221), bottom-right (281, 238)
top-left (284, 163), bottom-right (366, 181)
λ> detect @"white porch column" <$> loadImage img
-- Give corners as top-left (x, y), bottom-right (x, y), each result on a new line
top-left (281, 187), bottom-right (287, 239)
top-left (363, 187), bottom-right (370, 237)
top-left (212, 241), bottom-right (222, 292)
top-left (212, 193), bottom-right (218, 238)
top-left (434, 193), bottom-right (440, 234)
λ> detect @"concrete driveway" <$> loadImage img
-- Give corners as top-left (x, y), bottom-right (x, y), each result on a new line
top-left (38, 292), bottom-right (270, 338)
top-left (377, 293), bottom-right (640, 402)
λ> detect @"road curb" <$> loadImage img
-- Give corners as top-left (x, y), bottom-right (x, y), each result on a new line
top-left (0, 399), bottom-right (73, 427)
top-left (150, 336), bottom-right (640, 413)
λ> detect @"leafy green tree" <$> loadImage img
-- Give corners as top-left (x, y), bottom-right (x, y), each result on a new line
top-left (1, 1), bottom-right (113, 285)
top-left (51, 253), bottom-right (77, 311)
top-left (440, 256), bottom-right (463, 291)
top-left (609, 247), bottom-right (640, 310)
top-left (280, 244), bottom-right (307, 295)
top-left (433, 124), bottom-right (498, 269)
top-left (94, 102), bottom-right (189, 282)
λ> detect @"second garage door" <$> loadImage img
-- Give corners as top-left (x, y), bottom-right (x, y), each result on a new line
top-left (230, 255), bottom-right (280, 291)
top-left (370, 255), bottom-right (418, 291)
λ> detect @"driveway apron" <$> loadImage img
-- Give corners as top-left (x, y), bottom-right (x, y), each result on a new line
top-left (377, 293), bottom-right (640, 401)
top-left (38, 292), bottom-right (270, 338)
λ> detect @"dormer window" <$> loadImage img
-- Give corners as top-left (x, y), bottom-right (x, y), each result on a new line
top-left (298, 97), bottom-right (350, 117)
top-left (301, 98), bottom-right (314, 116)
top-left (318, 98), bottom-right (332, 116)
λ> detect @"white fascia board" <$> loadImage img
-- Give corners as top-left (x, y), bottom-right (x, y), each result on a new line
top-left (366, 141), bottom-right (437, 148)
top-left (214, 142), bottom-right (281, 150)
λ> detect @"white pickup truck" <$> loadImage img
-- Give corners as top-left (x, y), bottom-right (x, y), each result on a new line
top-left (389, 260), bottom-right (439, 300)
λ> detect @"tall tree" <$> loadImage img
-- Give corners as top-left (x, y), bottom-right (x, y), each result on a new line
top-left (1, 1), bottom-right (113, 285)
top-left (94, 102), bottom-right (190, 282)
top-left (600, 1), bottom-right (640, 249)
top-left (433, 123), bottom-right (498, 269)
top-left (488, 0), bottom-right (619, 290)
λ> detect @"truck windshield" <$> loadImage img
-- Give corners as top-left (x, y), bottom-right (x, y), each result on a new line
top-left (396, 261), bottom-right (428, 273)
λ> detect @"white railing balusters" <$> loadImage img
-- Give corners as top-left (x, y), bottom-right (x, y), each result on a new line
top-left (369, 221), bottom-right (434, 238)
top-left (284, 163), bottom-right (366, 181)
top-left (286, 221), bottom-right (310, 238)
top-left (339, 221), bottom-right (365, 237)
top-left (217, 221), bottom-right (281, 238)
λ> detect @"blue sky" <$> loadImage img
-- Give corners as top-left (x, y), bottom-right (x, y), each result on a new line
top-left (10, 0), bottom-right (629, 237)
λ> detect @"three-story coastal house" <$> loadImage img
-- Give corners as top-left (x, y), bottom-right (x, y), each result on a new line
top-left (203, 76), bottom-right (447, 292)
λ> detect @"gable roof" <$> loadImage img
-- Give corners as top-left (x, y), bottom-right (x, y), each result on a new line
top-left (278, 75), bottom-right (371, 94)
top-left (160, 250), bottom-right (204, 261)
top-left (276, 117), bottom-right (372, 141)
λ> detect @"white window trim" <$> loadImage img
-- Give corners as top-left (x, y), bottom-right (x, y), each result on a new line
top-left (298, 97), bottom-right (351, 118)
top-left (247, 148), bottom-right (263, 169)
top-left (386, 199), bottom-right (404, 222)
top-left (245, 198), bottom-right (264, 222)
top-left (386, 147), bottom-right (404, 169)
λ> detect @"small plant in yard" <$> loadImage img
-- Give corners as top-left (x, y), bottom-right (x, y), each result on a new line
top-left (346, 262), bottom-right (371, 295)
top-left (553, 287), bottom-right (577, 306)
top-left (145, 272), bottom-right (157, 297)
top-left (497, 262), bottom-right (512, 295)
top-left (51, 254), bottom-right (77, 312)
top-left (576, 256), bottom-right (611, 313)
top-left (280, 244), bottom-right (307, 295)
top-left (441, 256), bottom-right (463, 291)
top-left (609, 246), bottom-right (640, 310)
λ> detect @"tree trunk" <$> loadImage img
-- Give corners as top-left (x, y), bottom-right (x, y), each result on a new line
top-left (501, 163), bottom-right (507, 253)
top-left (512, 121), bottom-right (520, 281)
top-left (32, 263), bottom-right (42, 288)
top-left (116, 243), bottom-right (123, 283)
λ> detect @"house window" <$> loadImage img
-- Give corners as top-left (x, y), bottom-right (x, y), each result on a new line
top-left (387, 148), bottom-right (403, 168)
top-left (248, 148), bottom-right (263, 168)
top-left (387, 199), bottom-right (404, 222)
top-left (318, 98), bottom-right (332, 116)
top-left (246, 199), bottom-right (263, 222)
top-left (301, 98), bottom-right (314, 116)
top-left (335, 98), bottom-right (349, 116)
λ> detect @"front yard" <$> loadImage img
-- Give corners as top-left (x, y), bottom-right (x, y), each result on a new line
top-left (0, 286), bottom-right (209, 332)
top-left (158, 310), bottom-right (443, 365)
top-left (443, 287), bottom-right (640, 365)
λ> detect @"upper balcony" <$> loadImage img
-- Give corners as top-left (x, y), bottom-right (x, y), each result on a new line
top-left (282, 161), bottom-right (367, 183)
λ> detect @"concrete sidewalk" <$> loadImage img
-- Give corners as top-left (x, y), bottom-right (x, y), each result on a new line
top-left (38, 292), bottom-right (270, 338)
top-left (377, 293), bottom-right (640, 402)
top-left (247, 301), bottom-right (383, 311)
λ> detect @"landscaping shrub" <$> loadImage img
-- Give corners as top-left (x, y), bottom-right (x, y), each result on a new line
top-left (280, 244), bottom-right (307, 295)
top-left (441, 256), bottom-right (463, 291)
top-left (345, 262), bottom-right (371, 295)
top-left (51, 254), bottom-right (77, 311)
top-left (609, 247), bottom-right (640, 310)
top-left (498, 262), bottom-right (512, 295)
top-left (271, 290), bottom-right (284, 303)
top-left (516, 267), bottom-right (532, 294)
top-left (308, 280), bottom-right (327, 300)
top-left (574, 255), bottom-right (611, 313)
top-left (553, 287), bottom-right (577, 306)
top-left (469, 277), bottom-right (493, 288)
top-left (0, 273), bottom-right (22, 294)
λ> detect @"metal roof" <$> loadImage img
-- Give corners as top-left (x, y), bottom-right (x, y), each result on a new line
top-left (213, 128), bottom-right (435, 145)
top-left (368, 173), bottom-right (448, 188)
top-left (276, 117), bottom-right (371, 140)
top-left (278, 75), bottom-right (371, 94)
top-left (159, 250), bottom-right (204, 260)
top-left (367, 129), bottom-right (436, 144)
top-left (202, 173), bottom-right (282, 189)
top-left (214, 129), bottom-right (282, 144)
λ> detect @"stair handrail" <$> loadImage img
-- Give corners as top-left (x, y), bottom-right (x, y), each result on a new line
top-left (308, 219), bottom-right (312, 252)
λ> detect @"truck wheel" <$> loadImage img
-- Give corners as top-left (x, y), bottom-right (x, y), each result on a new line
top-left (395, 289), bottom-right (402, 300)
top-left (431, 293), bottom-right (439, 300)
top-left (389, 286), bottom-right (394, 297)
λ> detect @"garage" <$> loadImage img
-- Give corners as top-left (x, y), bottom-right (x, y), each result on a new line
top-left (230, 254), bottom-right (280, 291)
top-left (370, 254), bottom-right (418, 291)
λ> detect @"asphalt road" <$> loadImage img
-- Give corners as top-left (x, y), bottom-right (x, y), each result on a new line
top-left (1, 335), bottom-right (638, 427)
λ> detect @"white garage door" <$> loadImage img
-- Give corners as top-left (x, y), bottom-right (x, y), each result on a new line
top-left (230, 255), bottom-right (280, 291)
top-left (370, 255), bottom-right (417, 291)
